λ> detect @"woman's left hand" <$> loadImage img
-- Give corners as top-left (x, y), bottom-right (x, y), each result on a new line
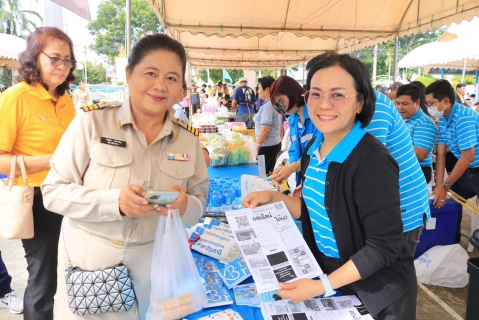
top-left (277, 279), bottom-right (324, 304)
top-left (155, 185), bottom-right (188, 216)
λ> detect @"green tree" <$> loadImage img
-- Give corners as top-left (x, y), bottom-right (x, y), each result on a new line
top-left (73, 62), bottom-right (108, 85)
top-left (198, 69), bottom-right (243, 84)
top-left (413, 76), bottom-right (436, 87)
top-left (87, 0), bottom-right (163, 62)
top-left (452, 75), bottom-right (475, 88)
top-left (0, 0), bottom-right (42, 37)
top-left (350, 29), bottom-right (446, 79)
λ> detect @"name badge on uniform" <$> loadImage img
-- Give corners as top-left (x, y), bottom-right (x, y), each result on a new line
top-left (100, 137), bottom-right (126, 148)
top-left (167, 153), bottom-right (189, 161)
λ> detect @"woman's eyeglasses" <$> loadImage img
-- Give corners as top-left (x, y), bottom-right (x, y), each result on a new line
top-left (41, 51), bottom-right (76, 69)
top-left (303, 90), bottom-right (359, 110)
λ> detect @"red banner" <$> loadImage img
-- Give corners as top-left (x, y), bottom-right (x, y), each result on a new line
top-left (51, 0), bottom-right (91, 21)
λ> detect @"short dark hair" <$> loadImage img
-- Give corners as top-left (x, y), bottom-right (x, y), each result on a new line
top-left (202, 84), bottom-right (206, 87)
top-left (224, 94), bottom-right (231, 100)
top-left (305, 52), bottom-right (375, 127)
top-left (410, 81), bottom-right (431, 117)
top-left (456, 83), bottom-right (466, 89)
top-left (396, 84), bottom-right (422, 102)
top-left (425, 80), bottom-right (455, 104)
top-left (258, 76), bottom-right (275, 90)
top-left (270, 75), bottom-right (306, 112)
top-left (128, 33), bottom-right (186, 80)
top-left (471, 94), bottom-right (476, 98)
top-left (16, 27), bottom-right (76, 96)
top-left (217, 92), bottom-right (223, 98)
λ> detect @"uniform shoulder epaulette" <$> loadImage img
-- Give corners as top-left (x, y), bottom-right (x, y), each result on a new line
top-left (171, 117), bottom-right (199, 136)
top-left (81, 101), bottom-right (122, 112)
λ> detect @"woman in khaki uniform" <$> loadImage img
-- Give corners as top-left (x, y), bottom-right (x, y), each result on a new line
top-left (41, 34), bottom-right (209, 319)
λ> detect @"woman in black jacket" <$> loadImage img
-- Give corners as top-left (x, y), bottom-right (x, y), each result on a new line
top-left (242, 52), bottom-right (416, 319)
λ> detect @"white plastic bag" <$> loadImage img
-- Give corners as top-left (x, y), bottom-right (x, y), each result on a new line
top-left (415, 244), bottom-right (469, 288)
top-left (146, 209), bottom-right (208, 320)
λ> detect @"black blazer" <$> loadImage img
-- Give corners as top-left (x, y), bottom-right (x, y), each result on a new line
top-left (300, 133), bottom-right (416, 316)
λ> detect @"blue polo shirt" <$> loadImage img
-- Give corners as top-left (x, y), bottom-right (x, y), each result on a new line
top-left (367, 91), bottom-right (430, 232)
top-left (303, 121), bottom-right (367, 258)
top-left (288, 106), bottom-right (318, 183)
top-left (288, 106), bottom-right (318, 163)
top-left (437, 102), bottom-right (479, 168)
top-left (232, 85), bottom-right (256, 114)
top-left (405, 108), bottom-right (437, 168)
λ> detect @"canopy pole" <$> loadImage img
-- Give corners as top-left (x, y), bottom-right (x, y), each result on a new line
top-left (126, 0), bottom-right (131, 56)
top-left (441, 68), bottom-right (445, 79)
top-left (303, 61), bottom-right (306, 87)
top-left (461, 58), bottom-right (468, 83)
top-left (393, 35), bottom-right (399, 81)
top-left (475, 70), bottom-right (479, 97)
top-left (372, 44), bottom-right (378, 81)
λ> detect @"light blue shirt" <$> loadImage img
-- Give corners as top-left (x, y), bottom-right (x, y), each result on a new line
top-left (367, 91), bottom-right (430, 232)
top-left (254, 100), bottom-right (282, 147)
top-left (303, 122), bottom-right (367, 258)
top-left (437, 102), bottom-right (479, 167)
top-left (405, 108), bottom-right (437, 168)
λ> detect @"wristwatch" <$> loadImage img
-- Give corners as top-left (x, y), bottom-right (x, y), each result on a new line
top-left (319, 274), bottom-right (336, 297)
top-left (443, 182), bottom-right (451, 190)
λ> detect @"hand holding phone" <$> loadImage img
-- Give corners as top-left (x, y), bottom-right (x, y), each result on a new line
top-left (145, 191), bottom-right (180, 205)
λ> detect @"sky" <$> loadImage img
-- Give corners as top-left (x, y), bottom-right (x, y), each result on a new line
top-left (22, 0), bottom-right (104, 63)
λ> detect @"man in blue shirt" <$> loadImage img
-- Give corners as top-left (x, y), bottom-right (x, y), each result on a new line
top-left (368, 90), bottom-right (431, 254)
top-left (395, 84), bottom-right (438, 183)
top-left (426, 79), bottom-right (479, 243)
top-left (232, 78), bottom-right (256, 128)
top-left (190, 84), bottom-right (201, 116)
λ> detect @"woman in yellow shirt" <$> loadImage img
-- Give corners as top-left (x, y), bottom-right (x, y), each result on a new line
top-left (0, 27), bottom-right (76, 319)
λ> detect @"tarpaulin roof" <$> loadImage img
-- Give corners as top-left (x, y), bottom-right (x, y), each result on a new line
top-left (0, 33), bottom-right (26, 70)
top-left (148, 0), bottom-right (479, 69)
top-left (398, 35), bottom-right (479, 69)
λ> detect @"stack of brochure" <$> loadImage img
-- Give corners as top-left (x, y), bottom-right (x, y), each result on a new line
top-left (204, 260), bottom-right (234, 308)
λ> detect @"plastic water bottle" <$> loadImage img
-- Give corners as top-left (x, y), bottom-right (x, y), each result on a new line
top-left (207, 182), bottom-right (217, 206)
top-left (232, 179), bottom-right (241, 198)
top-left (219, 179), bottom-right (226, 188)
top-left (222, 183), bottom-right (235, 211)
top-left (233, 198), bottom-right (242, 210)
top-left (210, 187), bottom-right (223, 212)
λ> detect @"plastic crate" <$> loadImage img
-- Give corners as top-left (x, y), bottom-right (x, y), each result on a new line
top-left (414, 199), bottom-right (461, 259)
top-left (466, 257), bottom-right (479, 320)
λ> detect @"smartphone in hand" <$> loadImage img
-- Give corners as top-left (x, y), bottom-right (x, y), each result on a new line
top-left (145, 191), bottom-right (180, 205)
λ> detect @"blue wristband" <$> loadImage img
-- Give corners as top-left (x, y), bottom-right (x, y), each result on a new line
top-left (319, 274), bottom-right (336, 297)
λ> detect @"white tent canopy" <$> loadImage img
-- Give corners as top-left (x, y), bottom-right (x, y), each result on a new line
top-left (0, 34), bottom-right (26, 70)
top-left (398, 35), bottom-right (479, 69)
top-left (148, 0), bottom-right (479, 69)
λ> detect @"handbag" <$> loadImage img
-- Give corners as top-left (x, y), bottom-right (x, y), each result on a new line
top-left (0, 155), bottom-right (34, 239)
top-left (62, 219), bottom-right (139, 316)
top-left (62, 138), bottom-right (166, 317)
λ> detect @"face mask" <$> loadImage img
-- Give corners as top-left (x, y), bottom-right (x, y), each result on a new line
top-left (428, 106), bottom-right (444, 119)
top-left (428, 99), bottom-right (445, 119)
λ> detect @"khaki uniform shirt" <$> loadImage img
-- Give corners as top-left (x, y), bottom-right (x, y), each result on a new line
top-left (41, 99), bottom-right (209, 242)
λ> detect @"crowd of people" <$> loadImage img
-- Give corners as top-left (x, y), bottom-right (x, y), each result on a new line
top-left (0, 26), bottom-right (479, 320)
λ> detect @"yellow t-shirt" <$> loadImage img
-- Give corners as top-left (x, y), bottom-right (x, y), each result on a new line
top-left (0, 82), bottom-right (75, 186)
